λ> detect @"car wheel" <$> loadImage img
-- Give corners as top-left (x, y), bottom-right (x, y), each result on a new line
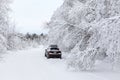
top-left (60, 56), bottom-right (62, 59)
top-left (45, 54), bottom-right (46, 57)
top-left (47, 55), bottom-right (50, 59)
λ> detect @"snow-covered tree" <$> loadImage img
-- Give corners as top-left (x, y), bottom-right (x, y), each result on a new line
top-left (0, 0), bottom-right (10, 53)
top-left (48, 0), bottom-right (120, 70)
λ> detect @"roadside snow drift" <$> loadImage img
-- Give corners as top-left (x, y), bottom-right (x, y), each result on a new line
top-left (0, 46), bottom-right (120, 80)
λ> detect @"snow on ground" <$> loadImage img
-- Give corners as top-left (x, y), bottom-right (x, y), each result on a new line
top-left (0, 45), bottom-right (120, 80)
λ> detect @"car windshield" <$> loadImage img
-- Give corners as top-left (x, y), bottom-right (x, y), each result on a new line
top-left (49, 45), bottom-right (58, 48)
top-left (50, 48), bottom-right (59, 50)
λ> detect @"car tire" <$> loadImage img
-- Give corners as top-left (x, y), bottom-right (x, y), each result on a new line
top-left (47, 55), bottom-right (50, 59)
top-left (45, 54), bottom-right (46, 57)
top-left (59, 56), bottom-right (62, 59)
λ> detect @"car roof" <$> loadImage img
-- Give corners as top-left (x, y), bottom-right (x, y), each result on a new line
top-left (49, 45), bottom-right (58, 48)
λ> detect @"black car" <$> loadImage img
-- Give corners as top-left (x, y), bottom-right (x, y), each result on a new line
top-left (45, 45), bottom-right (62, 59)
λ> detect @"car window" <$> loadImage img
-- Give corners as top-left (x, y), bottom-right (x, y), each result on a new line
top-left (50, 48), bottom-right (59, 50)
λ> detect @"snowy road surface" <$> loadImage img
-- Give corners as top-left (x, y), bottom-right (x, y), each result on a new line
top-left (0, 46), bottom-right (120, 80)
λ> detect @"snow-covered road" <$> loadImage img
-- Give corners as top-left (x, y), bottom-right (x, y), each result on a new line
top-left (0, 46), bottom-right (120, 80)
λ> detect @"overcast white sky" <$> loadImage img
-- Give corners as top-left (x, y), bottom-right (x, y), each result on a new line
top-left (11, 0), bottom-right (63, 34)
